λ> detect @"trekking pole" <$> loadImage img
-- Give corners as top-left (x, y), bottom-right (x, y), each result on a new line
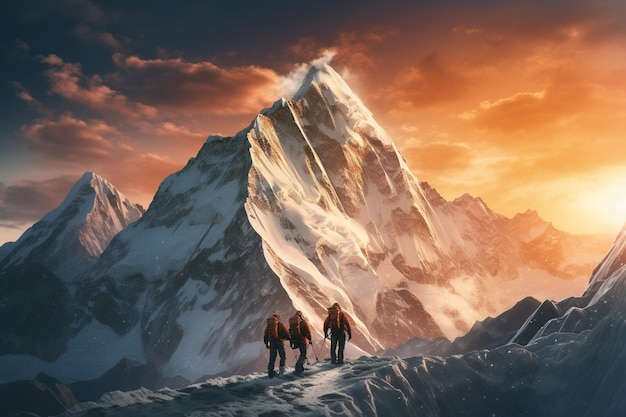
top-left (314, 337), bottom-right (325, 361)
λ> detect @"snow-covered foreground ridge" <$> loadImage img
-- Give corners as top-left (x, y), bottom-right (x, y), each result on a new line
top-left (64, 225), bottom-right (626, 417)
top-left (64, 322), bottom-right (626, 417)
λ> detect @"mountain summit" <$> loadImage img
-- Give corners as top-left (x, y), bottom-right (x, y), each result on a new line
top-left (0, 64), bottom-right (611, 385)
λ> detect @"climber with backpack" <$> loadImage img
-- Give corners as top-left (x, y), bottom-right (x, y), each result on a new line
top-left (323, 303), bottom-right (352, 365)
top-left (288, 310), bottom-right (312, 374)
top-left (263, 314), bottom-right (291, 378)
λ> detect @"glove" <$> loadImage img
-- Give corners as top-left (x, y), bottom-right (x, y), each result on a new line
top-left (348, 334), bottom-right (352, 340)
top-left (266, 344), bottom-right (270, 349)
top-left (309, 341), bottom-right (313, 345)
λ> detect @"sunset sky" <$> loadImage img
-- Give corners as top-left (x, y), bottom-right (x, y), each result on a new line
top-left (2, 0), bottom-right (626, 245)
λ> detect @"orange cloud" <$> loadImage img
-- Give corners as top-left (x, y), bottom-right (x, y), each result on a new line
top-left (20, 114), bottom-right (182, 208)
top-left (462, 71), bottom-right (595, 135)
top-left (22, 115), bottom-right (119, 162)
top-left (112, 54), bottom-right (282, 115)
top-left (401, 141), bottom-right (474, 177)
top-left (148, 122), bottom-right (206, 142)
top-left (40, 54), bottom-right (157, 118)
top-left (385, 53), bottom-right (472, 109)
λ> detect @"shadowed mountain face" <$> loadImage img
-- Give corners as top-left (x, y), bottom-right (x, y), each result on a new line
top-left (0, 263), bottom-right (83, 360)
top-left (0, 64), bottom-right (613, 387)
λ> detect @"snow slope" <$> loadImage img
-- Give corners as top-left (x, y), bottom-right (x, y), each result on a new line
top-left (72, 133), bottom-right (295, 382)
top-left (59, 224), bottom-right (626, 417)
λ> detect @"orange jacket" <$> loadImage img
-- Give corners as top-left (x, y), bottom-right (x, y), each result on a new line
top-left (323, 312), bottom-right (352, 338)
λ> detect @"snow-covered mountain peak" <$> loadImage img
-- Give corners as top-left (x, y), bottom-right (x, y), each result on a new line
top-left (0, 171), bottom-right (143, 281)
top-left (292, 63), bottom-right (356, 102)
top-left (507, 209), bottom-right (552, 243)
top-left (287, 64), bottom-right (388, 148)
top-left (452, 193), bottom-right (496, 219)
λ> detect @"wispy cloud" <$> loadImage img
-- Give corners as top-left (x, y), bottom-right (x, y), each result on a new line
top-left (73, 24), bottom-right (124, 50)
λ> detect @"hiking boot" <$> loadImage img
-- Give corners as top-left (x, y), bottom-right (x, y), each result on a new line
top-left (268, 369), bottom-right (275, 378)
top-left (279, 366), bottom-right (285, 375)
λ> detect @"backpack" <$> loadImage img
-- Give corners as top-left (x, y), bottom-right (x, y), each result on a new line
top-left (327, 305), bottom-right (342, 332)
top-left (288, 315), bottom-right (302, 340)
top-left (266, 316), bottom-right (279, 340)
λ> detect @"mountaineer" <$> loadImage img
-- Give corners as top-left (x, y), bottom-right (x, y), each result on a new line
top-left (323, 303), bottom-right (352, 365)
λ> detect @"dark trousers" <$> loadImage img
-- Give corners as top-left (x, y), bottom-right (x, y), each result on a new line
top-left (330, 333), bottom-right (346, 364)
top-left (268, 342), bottom-right (286, 371)
top-left (294, 343), bottom-right (307, 372)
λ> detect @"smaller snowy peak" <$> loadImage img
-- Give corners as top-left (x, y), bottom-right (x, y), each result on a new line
top-left (452, 193), bottom-right (498, 221)
top-left (78, 172), bottom-right (145, 256)
top-left (0, 171), bottom-right (143, 281)
top-left (512, 209), bottom-right (543, 222)
top-left (507, 209), bottom-right (551, 243)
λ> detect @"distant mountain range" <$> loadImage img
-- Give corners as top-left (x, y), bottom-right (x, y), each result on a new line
top-left (0, 63), bottom-right (614, 400)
